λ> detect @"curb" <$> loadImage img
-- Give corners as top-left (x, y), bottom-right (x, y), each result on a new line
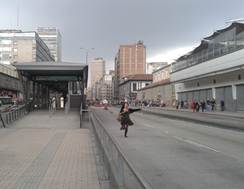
top-left (141, 109), bottom-right (244, 132)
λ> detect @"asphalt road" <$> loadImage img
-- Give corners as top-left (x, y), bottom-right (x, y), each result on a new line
top-left (92, 107), bottom-right (244, 189)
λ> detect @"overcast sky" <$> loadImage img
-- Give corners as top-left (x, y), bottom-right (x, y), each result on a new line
top-left (1, 0), bottom-right (244, 71)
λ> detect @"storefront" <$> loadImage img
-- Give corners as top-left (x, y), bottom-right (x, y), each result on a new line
top-left (237, 84), bottom-right (244, 111)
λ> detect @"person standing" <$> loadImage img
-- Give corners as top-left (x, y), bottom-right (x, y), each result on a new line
top-left (211, 99), bottom-right (215, 111)
top-left (200, 100), bottom-right (206, 112)
top-left (120, 102), bottom-right (141, 137)
top-left (191, 101), bottom-right (196, 112)
top-left (195, 102), bottom-right (200, 112)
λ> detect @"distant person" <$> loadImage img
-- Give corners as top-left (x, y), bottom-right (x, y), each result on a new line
top-left (180, 100), bottom-right (184, 109)
top-left (191, 101), bottom-right (196, 112)
top-left (119, 102), bottom-right (141, 137)
top-left (200, 100), bottom-right (206, 112)
top-left (220, 100), bottom-right (225, 111)
top-left (176, 101), bottom-right (180, 110)
top-left (195, 102), bottom-right (200, 112)
top-left (211, 99), bottom-right (215, 111)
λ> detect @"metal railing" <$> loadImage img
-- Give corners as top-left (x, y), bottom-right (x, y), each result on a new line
top-left (0, 105), bottom-right (27, 127)
top-left (80, 103), bottom-right (91, 128)
top-left (90, 109), bottom-right (152, 189)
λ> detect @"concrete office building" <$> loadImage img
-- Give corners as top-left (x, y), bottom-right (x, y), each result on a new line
top-left (146, 62), bottom-right (168, 74)
top-left (89, 57), bottom-right (105, 87)
top-left (88, 57), bottom-right (105, 99)
top-left (114, 41), bottom-right (146, 101)
top-left (119, 74), bottom-right (152, 101)
top-left (171, 22), bottom-right (244, 111)
top-left (0, 30), bottom-right (54, 65)
top-left (137, 64), bottom-right (175, 106)
top-left (94, 74), bottom-right (113, 102)
top-left (37, 27), bottom-right (62, 62)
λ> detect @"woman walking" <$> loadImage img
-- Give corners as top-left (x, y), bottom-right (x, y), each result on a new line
top-left (120, 102), bottom-right (141, 137)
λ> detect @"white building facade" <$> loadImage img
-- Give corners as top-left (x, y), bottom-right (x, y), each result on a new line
top-left (0, 30), bottom-right (54, 65)
top-left (37, 27), bottom-right (62, 62)
top-left (146, 62), bottom-right (168, 74)
top-left (171, 22), bottom-right (244, 111)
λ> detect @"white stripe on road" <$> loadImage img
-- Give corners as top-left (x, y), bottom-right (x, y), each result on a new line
top-left (173, 135), bottom-right (220, 153)
top-left (143, 124), bottom-right (155, 128)
top-left (129, 114), bottom-right (221, 154)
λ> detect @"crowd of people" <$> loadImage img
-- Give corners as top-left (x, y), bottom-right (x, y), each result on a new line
top-left (176, 99), bottom-right (218, 112)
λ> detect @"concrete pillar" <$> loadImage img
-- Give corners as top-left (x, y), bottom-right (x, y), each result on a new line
top-left (68, 82), bottom-right (72, 95)
top-left (33, 82), bottom-right (36, 103)
top-left (212, 87), bottom-right (216, 99)
top-left (232, 85), bottom-right (237, 111)
top-left (37, 83), bottom-right (41, 107)
top-left (175, 92), bottom-right (178, 101)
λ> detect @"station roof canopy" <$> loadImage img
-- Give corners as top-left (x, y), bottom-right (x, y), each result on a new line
top-left (13, 61), bottom-right (87, 77)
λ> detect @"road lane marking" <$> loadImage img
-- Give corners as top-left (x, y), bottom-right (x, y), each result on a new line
top-left (129, 112), bottom-right (221, 153)
top-left (172, 135), bottom-right (220, 153)
top-left (143, 124), bottom-right (155, 128)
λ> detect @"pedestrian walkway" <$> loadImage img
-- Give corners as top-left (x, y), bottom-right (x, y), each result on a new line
top-left (139, 106), bottom-right (244, 131)
top-left (0, 111), bottom-right (100, 189)
top-left (145, 106), bottom-right (244, 119)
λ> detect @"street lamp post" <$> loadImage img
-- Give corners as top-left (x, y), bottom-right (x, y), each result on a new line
top-left (80, 47), bottom-right (94, 64)
top-left (80, 47), bottom-right (94, 104)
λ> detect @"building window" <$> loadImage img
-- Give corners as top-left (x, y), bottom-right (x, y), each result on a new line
top-left (133, 83), bottom-right (137, 91)
top-left (197, 82), bottom-right (200, 87)
top-left (238, 74), bottom-right (241, 80)
top-left (213, 79), bottom-right (216, 84)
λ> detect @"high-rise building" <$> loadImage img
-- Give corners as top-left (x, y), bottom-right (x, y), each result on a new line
top-left (88, 57), bottom-right (105, 99)
top-left (37, 27), bottom-right (62, 62)
top-left (0, 30), bottom-right (54, 65)
top-left (89, 57), bottom-right (105, 87)
top-left (94, 74), bottom-right (113, 102)
top-left (114, 41), bottom-right (146, 102)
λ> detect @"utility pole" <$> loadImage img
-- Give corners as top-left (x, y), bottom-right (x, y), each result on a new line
top-left (17, 0), bottom-right (20, 28)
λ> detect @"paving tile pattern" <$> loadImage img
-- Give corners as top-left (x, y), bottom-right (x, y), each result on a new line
top-left (0, 111), bottom-right (100, 189)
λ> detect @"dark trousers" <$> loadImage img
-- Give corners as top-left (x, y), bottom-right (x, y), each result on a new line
top-left (124, 124), bottom-right (128, 137)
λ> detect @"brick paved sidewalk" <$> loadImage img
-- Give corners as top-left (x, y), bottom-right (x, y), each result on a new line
top-left (0, 111), bottom-right (100, 189)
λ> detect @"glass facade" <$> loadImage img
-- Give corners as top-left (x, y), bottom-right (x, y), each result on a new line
top-left (37, 27), bottom-right (62, 62)
top-left (172, 23), bottom-right (244, 72)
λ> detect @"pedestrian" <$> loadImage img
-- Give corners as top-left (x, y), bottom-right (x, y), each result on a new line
top-left (195, 102), bottom-right (200, 112)
top-left (220, 100), bottom-right (225, 111)
top-left (120, 102), bottom-right (141, 137)
top-left (191, 101), bottom-right (196, 112)
top-left (200, 100), bottom-right (205, 112)
top-left (180, 100), bottom-right (184, 109)
top-left (118, 102), bottom-right (125, 130)
top-left (211, 99), bottom-right (215, 111)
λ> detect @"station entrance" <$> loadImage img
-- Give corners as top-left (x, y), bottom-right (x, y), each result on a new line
top-left (14, 62), bottom-right (88, 112)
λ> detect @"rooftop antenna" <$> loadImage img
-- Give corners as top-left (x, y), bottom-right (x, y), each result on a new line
top-left (226, 18), bottom-right (244, 24)
top-left (17, 0), bottom-right (20, 28)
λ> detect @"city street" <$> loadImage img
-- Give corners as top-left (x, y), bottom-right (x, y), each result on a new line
top-left (93, 107), bottom-right (244, 189)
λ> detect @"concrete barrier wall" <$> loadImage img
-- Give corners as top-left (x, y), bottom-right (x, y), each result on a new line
top-left (90, 109), bottom-right (152, 189)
